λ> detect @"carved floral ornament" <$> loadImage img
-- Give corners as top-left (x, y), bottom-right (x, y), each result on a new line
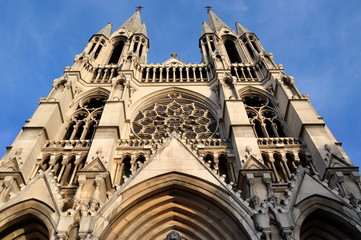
top-left (132, 100), bottom-right (218, 140)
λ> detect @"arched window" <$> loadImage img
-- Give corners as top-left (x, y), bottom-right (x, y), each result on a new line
top-left (243, 95), bottom-right (288, 138)
top-left (286, 152), bottom-right (297, 173)
top-left (224, 39), bottom-right (242, 63)
top-left (298, 152), bottom-right (308, 167)
top-left (273, 153), bottom-right (288, 183)
top-left (204, 153), bottom-right (215, 169)
top-left (121, 156), bottom-right (132, 184)
top-left (63, 96), bottom-right (106, 141)
top-left (136, 155), bottom-right (145, 169)
top-left (108, 39), bottom-right (125, 64)
top-left (218, 154), bottom-right (230, 183)
top-left (61, 156), bottom-right (76, 186)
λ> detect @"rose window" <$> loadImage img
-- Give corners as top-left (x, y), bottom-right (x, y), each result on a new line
top-left (132, 100), bottom-right (218, 139)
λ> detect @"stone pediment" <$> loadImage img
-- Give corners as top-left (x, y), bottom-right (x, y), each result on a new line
top-left (294, 173), bottom-right (343, 205)
top-left (79, 157), bottom-right (107, 172)
top-left (328, 153), bottom-right (351, 168)
top-left (162, 54), bottom-right (186, 66)
top-left (122, 135), bottom-right (229, 192)
top-left (0, 158), bottom-right (21, 172)
top-left (243, 155), bottom-right (267, 170)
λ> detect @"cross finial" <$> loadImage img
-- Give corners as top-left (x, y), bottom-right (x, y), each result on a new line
top-left (205, 6), bottom-right (213, 12)
top-left (136, 5), bottom-right (144, 12)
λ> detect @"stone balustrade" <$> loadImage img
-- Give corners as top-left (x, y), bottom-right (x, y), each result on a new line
top-left (140, 63), bottom-right (210, 83)
top-left (257, 137), bottom-right (303, 146)
top-left (91, 65), bottom-right (119, 83)
top-left (230, 63), bottom-right (261, 82)
top-left (44, 140), bottom-right (92, 149)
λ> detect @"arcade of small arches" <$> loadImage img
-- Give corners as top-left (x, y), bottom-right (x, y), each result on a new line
top-left (261, 151), bottom-right (309, 183)
top-left (113, 153), bottom-right (147, 185)
top-left (31, 153), bottom-right (87, 186)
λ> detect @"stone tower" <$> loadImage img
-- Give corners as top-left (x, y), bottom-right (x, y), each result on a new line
top-left (0, 8), bottom-right (360, 240)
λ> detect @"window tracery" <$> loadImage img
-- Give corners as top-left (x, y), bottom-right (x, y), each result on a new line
top-left (132, 100), bottom-right (218, 140)
top-left (243, 95), bottom-right (287, 138)
top-left (63, 96), bottom-right (106, 140)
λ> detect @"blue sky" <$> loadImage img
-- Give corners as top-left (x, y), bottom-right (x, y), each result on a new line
top-left (1, 0), bottom-right (361, 167)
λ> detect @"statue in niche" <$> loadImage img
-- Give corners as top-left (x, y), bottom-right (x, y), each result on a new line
top-left (165, 230), bottom-right (185, 240)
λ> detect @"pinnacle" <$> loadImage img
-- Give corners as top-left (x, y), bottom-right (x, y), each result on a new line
top-left (235, 22), bottom-right (250, 36)
top-left (96, 22), bottom-right (112, 38)
top-left (201, 21), bottom-right (213, 36)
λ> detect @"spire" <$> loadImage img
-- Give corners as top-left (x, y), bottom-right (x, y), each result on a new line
top-left (200, 22), bottom-right (213, 36)
top-left (117, 9), bottom-right (142, 33)
top-left (136, 22), bottom-right (148, 37)
top-left (235, 22), bottom-right (250, 36)
top-left (96, 22), bottom-right (112, 38)
top-left (207, 9), bottom-right (232, 32)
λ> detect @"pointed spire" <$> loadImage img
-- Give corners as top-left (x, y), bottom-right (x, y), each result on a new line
top-left (136, 22), bottom-right (148, 37)
top-left (201, 22), bottom-right (213, 36)
top-left (96, 22), bottom-right (112, 38)
top-left (236, 22), bottom-right (250, 36)
top-left (118, 9), bottom-right (142, 33)
top-left (207, 9), bottom-right (231, 32)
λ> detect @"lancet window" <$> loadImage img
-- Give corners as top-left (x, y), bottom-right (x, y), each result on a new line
top-left (108, 38), bottom-right (126, 64)
top-left (63, 96), bottom-right (106, 141)
top-left (132, 100), bottom-right (218, 140)
top-left (243, 95), bottom-right (287, 138)
top-left (223, 37), bottom-right (242, 63)
top-left (132, 36), bottom-right (146, 57)
top-left (88, 37), bottom-right (105, 60)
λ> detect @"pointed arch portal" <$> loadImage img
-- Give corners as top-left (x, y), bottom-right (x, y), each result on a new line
top-left (99, 173), bottom-right (254, 240)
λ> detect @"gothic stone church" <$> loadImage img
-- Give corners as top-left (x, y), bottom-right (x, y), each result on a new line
top-left (0, 9), bottom-right (360, 240)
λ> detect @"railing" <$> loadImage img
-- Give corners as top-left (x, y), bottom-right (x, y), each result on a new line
top-left (257, 137), bottom-right (303, 146)
top-left (91, 65), bottom-right (119, 83)
top-left (118, 139), bottom-right (165, 147)
top-left (230, 63), bottom-right (260, 82)
top-left (140, 63), bottom-right (210, 83)
top-left (186, 138), bottom-right (232, 147)
top-left (44, 140), bottom-right (92, 149)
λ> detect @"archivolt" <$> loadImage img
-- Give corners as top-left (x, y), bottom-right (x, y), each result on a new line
top-left (294, 195), bottom-right (361, 240)
top-left (97, 173), bottom-right (255, 240)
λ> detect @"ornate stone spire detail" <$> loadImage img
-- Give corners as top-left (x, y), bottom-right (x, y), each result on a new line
top-left (207, 9), bottom-right (232, 32)
top-left (117, 8), bottom-right (142, 33)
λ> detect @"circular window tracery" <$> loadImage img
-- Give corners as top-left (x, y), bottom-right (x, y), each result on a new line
top-left (132, 100), bottom-right (218, 139)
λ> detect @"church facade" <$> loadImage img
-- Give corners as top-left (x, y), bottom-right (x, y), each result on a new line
top-left (0, 9), bottom-right (360, 240)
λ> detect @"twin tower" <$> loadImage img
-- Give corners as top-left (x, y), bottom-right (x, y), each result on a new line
top-left (0, 8), bottom-right (360, 240)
